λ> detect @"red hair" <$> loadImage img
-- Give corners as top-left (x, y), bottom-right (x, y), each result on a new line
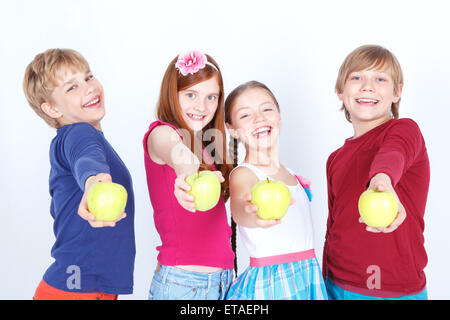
top-left (156, 54), bottom-right (232, 201)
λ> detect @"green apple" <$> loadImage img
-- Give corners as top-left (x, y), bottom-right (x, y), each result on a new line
top-left (87, 182), bottom-right (128, 221)
top-left (358, 190), bottom-right (398, 228)
top-left (185, 170), bottom-right (221, 211)
top-left (251, 178), bottom-right (291, 220)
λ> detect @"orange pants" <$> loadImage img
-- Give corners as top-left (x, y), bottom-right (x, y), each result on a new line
top-left (33, 279), bottom-right (118, 300)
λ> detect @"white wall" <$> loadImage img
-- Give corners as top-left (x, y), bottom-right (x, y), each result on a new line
top-left (1, 0), bottom-right (449, 299)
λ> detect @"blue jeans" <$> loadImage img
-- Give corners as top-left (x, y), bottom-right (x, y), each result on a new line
top-left (148, 265), bottom-right (234, 300)
top-left (325, 277), bottom-right (428, 300)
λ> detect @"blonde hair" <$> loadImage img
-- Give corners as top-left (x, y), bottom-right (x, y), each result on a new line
top-left (23, 48), bottom-right (90, 128)
top-left (335, 45), bottom-right (404, 122)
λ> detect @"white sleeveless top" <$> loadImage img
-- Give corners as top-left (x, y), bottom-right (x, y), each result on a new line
top-left (234, 163), bottom-right (315, 258)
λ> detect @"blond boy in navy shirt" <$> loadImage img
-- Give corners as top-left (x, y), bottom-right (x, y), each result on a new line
top-left (23, 48), bottom-right (135, 299)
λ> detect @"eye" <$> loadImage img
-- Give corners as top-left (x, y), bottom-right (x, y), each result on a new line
top-left (263, 108), bottom-right (273, 112)
top-left (85, 74), bottom-right (94, 81)
top-left (350, 76), bottom-right (361, 81)
top-left (186, 92), bottom-right (196, 99)
top-left (377, 77), bottom-right (386, 82)
top-left (207, 95), bottom-right (217, 101)
top-left (239, 114), bottom-right (249, 119)
top-left (66, 85), bottom-right (77, 92)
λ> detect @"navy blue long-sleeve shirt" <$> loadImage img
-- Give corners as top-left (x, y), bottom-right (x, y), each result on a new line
top-left (43, 122), bottom-right (135, 294)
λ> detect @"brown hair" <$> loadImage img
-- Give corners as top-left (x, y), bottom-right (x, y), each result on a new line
top-left (23, 48), bottom-right (90, 128)
top-left (224, 80), bottom-right (280, 274)
top-left (335, 44), bottom-right (404, 122)
top-left (156, 53), bottom-right (233, 202)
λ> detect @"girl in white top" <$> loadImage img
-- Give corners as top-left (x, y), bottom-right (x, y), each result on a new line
top-left (224, 81), bottom-right (327, 300)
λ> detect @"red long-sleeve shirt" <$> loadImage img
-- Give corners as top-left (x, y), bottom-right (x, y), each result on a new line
top-left (324, 118), bottom-right (430, 297)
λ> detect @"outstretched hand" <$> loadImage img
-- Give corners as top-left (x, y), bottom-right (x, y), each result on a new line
top-left (174, 171), bottom-right (225, 213)
top-left (78, 173), bottom-right (127, 228)
top-left (243, 193), bottom-right (295, 228)
top-left (360, 173), bottom-right (406, 233)
top-left (174, 173), bottom-right (196, 213)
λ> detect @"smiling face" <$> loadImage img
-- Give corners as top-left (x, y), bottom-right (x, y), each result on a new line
top-left (227, 87), bottom-right (281, 151)
top-left (338, 67), bottom-right (402, 127)
top-left (178, 75), bottom-right (220, 132)
top-left (42, 67), bottom-right (105, 130)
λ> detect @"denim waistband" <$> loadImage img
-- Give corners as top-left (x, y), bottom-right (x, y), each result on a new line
top-left (157, 265), bottom-right (233, 289)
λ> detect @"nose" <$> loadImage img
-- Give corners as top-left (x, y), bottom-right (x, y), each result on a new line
top-left (83, 80), bottom-right (96, 96)
top-left (361, 78), bottom-right (375, 92)
top-left (253, 110), bottom-right (265, 123)
top-left (193, 98), bottom-right (207, 112)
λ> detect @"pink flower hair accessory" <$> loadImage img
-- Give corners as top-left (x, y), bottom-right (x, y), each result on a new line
top-left (175, 50), bottom-right (207, 76)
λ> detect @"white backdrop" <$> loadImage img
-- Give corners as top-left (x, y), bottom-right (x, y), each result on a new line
top-left (1, 0), bottom-right (449, 300)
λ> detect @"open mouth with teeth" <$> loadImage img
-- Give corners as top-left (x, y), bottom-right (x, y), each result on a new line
top-left (252, 126), bottom-right (272, 138)
top-left (356, 98), bottom-right (379, 105)
top-left (187, 113), bottom-right (206, 121)
top-left (83, 96), bottom-right (101, 109)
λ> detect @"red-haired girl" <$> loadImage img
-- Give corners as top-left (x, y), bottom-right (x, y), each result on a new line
top-left (143, 50), bottom-right (234, 300)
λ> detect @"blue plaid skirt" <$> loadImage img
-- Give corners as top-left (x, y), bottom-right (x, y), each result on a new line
top-left (226, 256), bottom-right (328, 300)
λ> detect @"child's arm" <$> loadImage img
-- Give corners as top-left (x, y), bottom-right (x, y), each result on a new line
top-left (229, 166), bottom-right (283, 228)
top-left (78, 173), bottom-right (126, 228)
top-left (62, 123), bottom-right (128, 228)
top-left (147, 125), bottom-right (224, 212)
top-left (362, 119), bottom-right (425, 233)
top-left (147, 125), bottom-right (200, 176)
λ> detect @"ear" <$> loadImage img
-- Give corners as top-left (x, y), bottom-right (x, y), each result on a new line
top-left (225, 122), bottom-right (239, 140)
top-left (393, 84), bottom-right (403, 103)
top-left (40, 102), bottom-right (63, 119)
top-left (336, 88), bottom-right (344, 102)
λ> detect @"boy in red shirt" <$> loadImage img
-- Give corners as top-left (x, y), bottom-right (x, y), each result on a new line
top-left (324, 45), bottom-right (430, 299)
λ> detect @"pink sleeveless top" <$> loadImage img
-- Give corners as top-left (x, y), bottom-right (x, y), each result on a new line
top-left (143, 120), bottom-right (234, 269)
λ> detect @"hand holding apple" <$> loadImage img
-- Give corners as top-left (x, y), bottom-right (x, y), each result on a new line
top-left (184, 170), bottom-right (222, 212)
top-left (359, 173), bottom-right (407, 233)
top-left (78, 174), bottom-right (127, 228)
top-left (174, 173), bottom-right (196, 212)
top-left (250, 178), bottom-right (291, 220)
top-left (87, 181), bottom-right (128, 222)
top-left (243, 193), bottom-right (283, 228)
top-left (358, 189), bottom-right (398, 228)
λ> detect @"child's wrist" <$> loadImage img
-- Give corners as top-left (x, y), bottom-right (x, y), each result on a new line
top-left (85, 173), bottom-right (112, 191)
top-left (369, 173), bottom-right (393, 191)
top-left (371, 173), bottom-right (390, 183)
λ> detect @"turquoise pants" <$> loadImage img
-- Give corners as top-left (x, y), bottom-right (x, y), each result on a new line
top-left (325, 277), bottom-right (428, 300)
